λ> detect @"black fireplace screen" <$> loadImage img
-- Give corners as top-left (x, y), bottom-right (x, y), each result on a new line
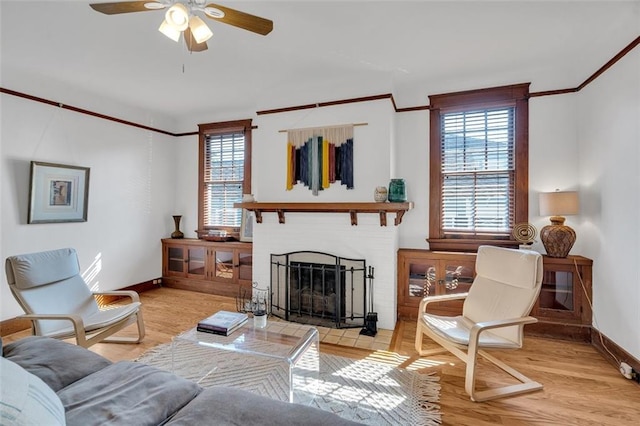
top-left (270, 251), bottom-right (367, 329)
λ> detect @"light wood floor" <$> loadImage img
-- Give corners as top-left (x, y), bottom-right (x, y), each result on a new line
top-left (5, 287), bottom-right (639, 425)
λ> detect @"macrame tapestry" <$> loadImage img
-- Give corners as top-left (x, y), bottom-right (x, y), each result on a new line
top-left (286, 125), bottom-right (354, 195)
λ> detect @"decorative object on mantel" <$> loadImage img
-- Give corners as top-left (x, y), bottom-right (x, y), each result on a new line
top-left (539, 190), bottom-right (579, 258)
top-left (512, 222), bottom-right (538, 250)
top-left (374, 186), bottom-right (388, 202)
top-left (171, 215), bottom-right (184, 239)
top-left (388, 178), bottom-right (407, 202)
top-left (285, 124), bottom-right (363, 195)
top-left (234, 201), bottom-right (414, 226)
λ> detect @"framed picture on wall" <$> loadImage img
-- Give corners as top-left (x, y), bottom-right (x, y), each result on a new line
top-left (28, 161), bottom-right (90, 224)
top-left (239, 209), bottom-right (254, 242)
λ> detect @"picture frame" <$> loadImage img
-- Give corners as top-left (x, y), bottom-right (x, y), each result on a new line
top-left (239, 209), bottom-right (254, 242)
top-left (28, 161), bottom-right (90, 224)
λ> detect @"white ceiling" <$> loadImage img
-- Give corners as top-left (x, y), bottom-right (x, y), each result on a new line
top-left (1, 1), bottom-right (639, 124)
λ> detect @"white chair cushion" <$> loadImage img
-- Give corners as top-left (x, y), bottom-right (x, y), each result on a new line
top-left (6, 248), bottom-right (80, 289)
top-left (475, 246), bottom-right (541, 290)
top-left (0, 356), bottom-right (66, 425)
top-left (461, 246), bottom-right (542, 345)
top-left (14, 275), bottom-right (100, 337)
top-left (44, 303), bottom-right (141, 338)
top-left (421, 313), bottom-right (521, 349)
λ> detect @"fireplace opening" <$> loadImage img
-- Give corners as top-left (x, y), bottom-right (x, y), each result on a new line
top-left (271, 251), bottom-right (367, 329)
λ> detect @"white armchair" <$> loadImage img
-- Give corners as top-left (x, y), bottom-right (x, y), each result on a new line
top-left (5, 248), bottom-right (145, 348)
top-left (415, 245), bottom-right (543, 402)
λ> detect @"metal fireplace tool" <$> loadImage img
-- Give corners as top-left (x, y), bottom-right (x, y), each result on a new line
top-left (360, 265), bottom-right (378, 337)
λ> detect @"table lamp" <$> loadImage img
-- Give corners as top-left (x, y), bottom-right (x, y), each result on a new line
top-left (539, 190), bottom-right (579, 258)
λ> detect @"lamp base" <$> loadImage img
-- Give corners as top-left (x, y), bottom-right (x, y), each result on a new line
top-left (540, 224), bottom-right (576, 258)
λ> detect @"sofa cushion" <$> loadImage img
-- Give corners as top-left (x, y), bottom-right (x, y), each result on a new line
top-left (0, 357), bottom-right (66, 426)
top-left (164, 386), bottom-right (364, 426)
top-left (58, 361), bottom-right (202, 426)
top-left (2, 336), bottom-right (112, 392)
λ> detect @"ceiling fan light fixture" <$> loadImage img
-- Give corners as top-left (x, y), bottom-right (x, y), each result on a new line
top-left (189, 15), bottom-right (213, 44)
top-left (159, 19), bottom-right (181, 42)
top-left (165, 3), bottom-right (189, 31)
top-left (143, 2), bottom-right (166, 10)
top-left (203, 7), bottom-right (225, 19)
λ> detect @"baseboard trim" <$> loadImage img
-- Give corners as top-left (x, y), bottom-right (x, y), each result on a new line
top-left (97, 279), bottom-right (162, 305)
top-left (591, 327), bottom-right (640, 373)
top-left (1, 279), bottom-right (162, 337)
top-left (0, 318), bottom-right (32, 337)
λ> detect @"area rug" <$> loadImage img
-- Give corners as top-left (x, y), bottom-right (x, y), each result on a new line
top-left (136, 339), bottom-right (441, 425)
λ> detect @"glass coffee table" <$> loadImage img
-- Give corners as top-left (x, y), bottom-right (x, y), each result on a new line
top-left (171, 317), bottom-right (319, 404)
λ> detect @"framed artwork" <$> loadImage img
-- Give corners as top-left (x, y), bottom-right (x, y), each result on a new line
top-left (239, 209), bottom-right (254, 242)
top-left (28, 161), bottom-right (90, 224)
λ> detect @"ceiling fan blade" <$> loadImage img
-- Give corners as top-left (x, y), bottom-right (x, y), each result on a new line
top-left (184, 28), bottom-right (208, 52)
top-left (204, 3), bottom-right (273, 36)
top-left (90, 1), bottom-right (165, 15)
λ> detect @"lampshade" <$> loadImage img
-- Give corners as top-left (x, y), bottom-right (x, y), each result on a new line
top-left (539, 191), bottom-right (579, 217)
top-left (165, 3), bottom-right (189, 31)
top-left (539, 190), bottom-right (579, 258)
top-left (189, 15), bottom-right (213, 44)
top-left (159, 19), bottom-right (181, 42)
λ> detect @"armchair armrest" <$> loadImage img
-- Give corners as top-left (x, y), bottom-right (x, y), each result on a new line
top-left (19, 313), bottom-right (89, 346)
top-left (419, 292), bottom-right (469, 313)
top-left (93, 290), bottom-right (140, 303)
top-left (469, 316), bottom-right (538, 350)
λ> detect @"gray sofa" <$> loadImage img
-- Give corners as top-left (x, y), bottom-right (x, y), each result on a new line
top-left (0, 336), bottom-right (363, 426)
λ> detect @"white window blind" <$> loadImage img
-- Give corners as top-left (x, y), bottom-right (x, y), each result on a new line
top-left (440, 107), bottom-right (515, 235)
top-left (203, 131), bottom-right (245, 227)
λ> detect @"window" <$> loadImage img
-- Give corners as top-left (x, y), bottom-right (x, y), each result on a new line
top-left (428, 84), bottom-right (529, 252)
top-left (198, 119), bottom-right (252, 232)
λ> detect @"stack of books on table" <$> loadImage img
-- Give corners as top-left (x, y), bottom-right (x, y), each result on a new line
top-left (197, 311), bottom-right (249, 336)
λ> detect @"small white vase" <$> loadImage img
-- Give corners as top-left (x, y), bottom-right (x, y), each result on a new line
top-left (374, 186), bottom-right (388, 202)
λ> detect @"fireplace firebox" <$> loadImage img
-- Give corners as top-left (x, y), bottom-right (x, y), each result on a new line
top-left (270, 251), bottom-right (367, 329)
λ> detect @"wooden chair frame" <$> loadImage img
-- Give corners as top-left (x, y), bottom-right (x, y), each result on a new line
top-left (17, 290), bottom-right (145, 348)
top-left (415, 293), bottom-right (543, 402)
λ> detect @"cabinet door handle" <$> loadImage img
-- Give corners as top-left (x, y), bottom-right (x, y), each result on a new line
top-left (438, 279), bottom-right (445, 285)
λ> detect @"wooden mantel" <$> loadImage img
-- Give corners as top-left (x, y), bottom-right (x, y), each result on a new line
top-left (234, 202), bottom-right (414, 226)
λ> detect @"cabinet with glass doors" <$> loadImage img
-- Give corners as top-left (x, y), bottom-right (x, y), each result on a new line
top-left (162, 239), bottom-right (252, 298)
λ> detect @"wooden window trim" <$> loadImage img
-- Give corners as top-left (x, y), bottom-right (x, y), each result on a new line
top-left (198, 119), bottom-right (252, 232)
top-left (427, 83), bottom-right (530, 252)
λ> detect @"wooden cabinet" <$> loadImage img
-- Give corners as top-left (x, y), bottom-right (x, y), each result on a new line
top-left (162, 239), bottom-right (252, 298)
top-left (397, 249), bottom-right (593, 341)
top-left (529, 255), bottom-right (593, 342)
top-left (165, 244), bottom-right (207, 279)
top-left (397, 249), bottom-right (476, 319)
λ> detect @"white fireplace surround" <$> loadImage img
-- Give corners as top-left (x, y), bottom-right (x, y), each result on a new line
top-left (252, 213), bottom-right (399, 330)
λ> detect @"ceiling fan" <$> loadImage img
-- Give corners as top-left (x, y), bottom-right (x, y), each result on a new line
top-left (89, 1), bottom-right (273, 52)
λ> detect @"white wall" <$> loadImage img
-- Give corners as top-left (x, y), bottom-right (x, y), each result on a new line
top-left (528, 94), bottom-right (582, 254)
top-left (577, 47), bottom-right (640, 359)
top-left (1, 94), bottom-right (177, 320)
top-left (395, 111), bottom-right (430, 249)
